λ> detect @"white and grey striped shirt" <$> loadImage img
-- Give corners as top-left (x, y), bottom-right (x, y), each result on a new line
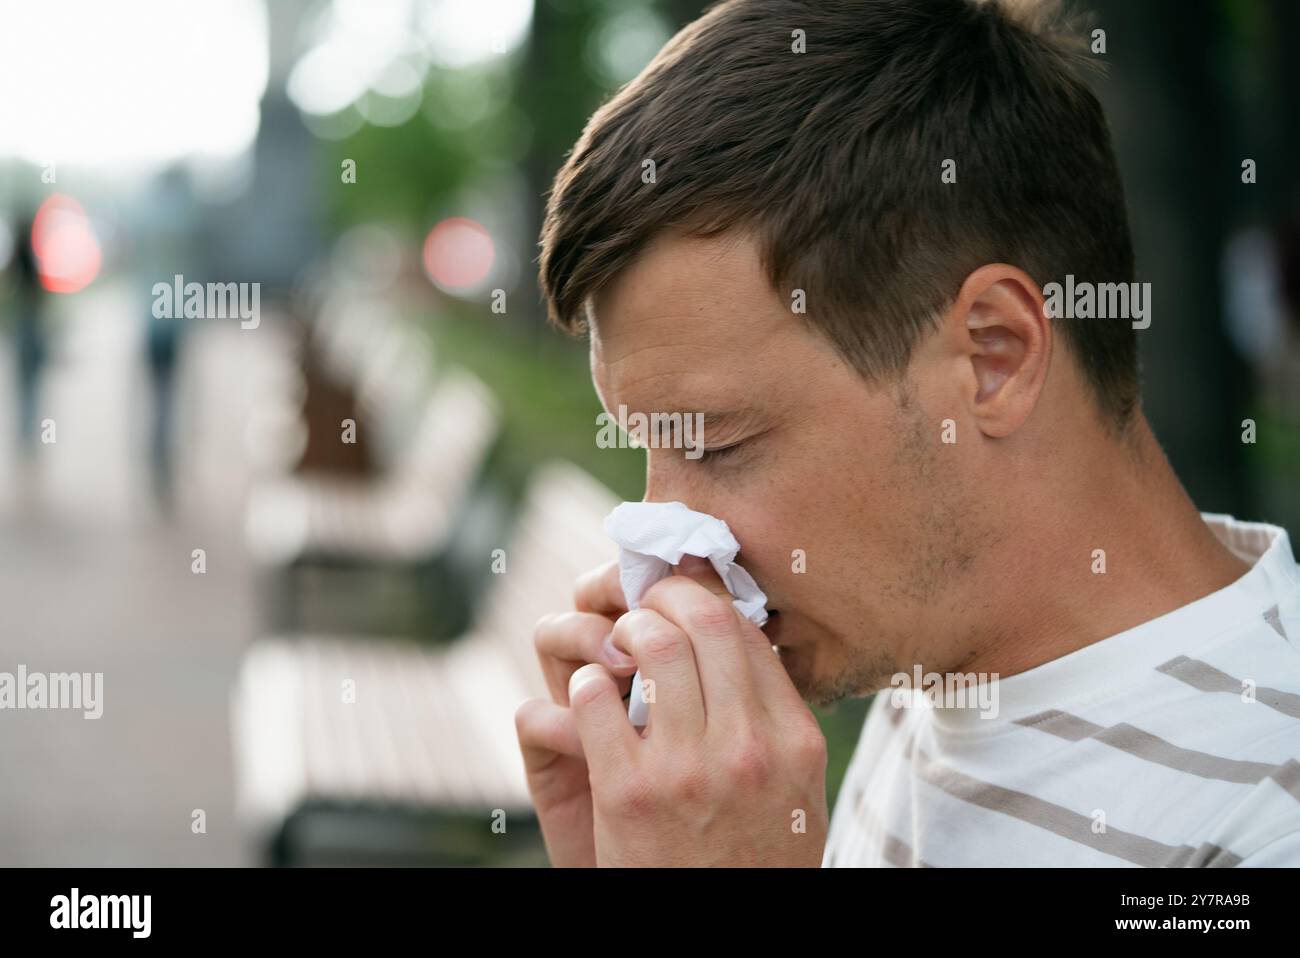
top-left (823, 513), bottom-right (1300, 867)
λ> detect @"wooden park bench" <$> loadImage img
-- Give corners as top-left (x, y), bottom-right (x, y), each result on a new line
top-left (244, 362), bottom-right (500, 632)
top-left (230, 461), bottom-right (621, 865)
top-left (313, 295), bottom-right (438, 450)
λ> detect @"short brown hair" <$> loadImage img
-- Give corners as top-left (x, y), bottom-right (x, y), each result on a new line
top-left (539, 0), bottom-right (1140, 426)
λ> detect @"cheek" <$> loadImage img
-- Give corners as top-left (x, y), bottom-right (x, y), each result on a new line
top-left (729, 449), bottom-right (905, 611)
top-left (712, 398), bottom-right (911, 605)
top-left (719, 508), bottom-right (796, 602)
top-left (729, 499), bottom-right (826, 606)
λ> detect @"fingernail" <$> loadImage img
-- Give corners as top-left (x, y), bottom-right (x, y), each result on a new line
top-left (601, 632), bottom-right (636, 670)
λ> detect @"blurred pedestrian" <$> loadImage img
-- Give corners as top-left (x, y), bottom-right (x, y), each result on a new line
top-left (12, 209), bottom-right (47, 452)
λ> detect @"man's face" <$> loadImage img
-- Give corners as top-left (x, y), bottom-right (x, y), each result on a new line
top-left (589, 230), bottom-right (992, 706)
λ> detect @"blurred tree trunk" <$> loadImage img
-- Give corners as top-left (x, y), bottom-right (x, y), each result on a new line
top-left (1256, 0), bottom-right (1300, 214)
top-left (520, 0), bottom-right (610, 337)
top-left (518, 0), bottom-right (561, 334)
top-left (1089, 0), bottom-right (1249, 514)
top-left (518, 0), bottom-right (705, 338)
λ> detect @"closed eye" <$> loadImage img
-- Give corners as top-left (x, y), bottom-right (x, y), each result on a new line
top-left (697, 442), bottom-right (743, 463)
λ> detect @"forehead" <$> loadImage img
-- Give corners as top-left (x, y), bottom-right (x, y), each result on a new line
top-left (588, 230), bottom-right (794, 403)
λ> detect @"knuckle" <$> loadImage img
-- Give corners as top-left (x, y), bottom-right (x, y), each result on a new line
top-left (605, 774), bottom-right (657, 818)
top-left (634, 626), bottom-right (687, 665)
top-left (534, 610), bottom-right (596, 656)
top-left (574, 560), bottom-right (617, 603)
top-left (513, 699), bottom-right (543, 737)
top-left (723, 736), bottom-right (771, 787)
top-left (664, 762), bottom-right (711, 804)
top-left (792, 727), bottom-right (829, 770)
top-left (686, 597), bottom-right (737, 635)
top-left (532, 612), bottom-right (558, 646)
top-left (614, 607), bottom-right (656, 633)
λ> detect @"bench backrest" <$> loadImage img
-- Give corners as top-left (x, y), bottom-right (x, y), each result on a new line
top-left (384, 366), bottom-right (500, 500)
top-left (476, 462), bottom-right (623, 699)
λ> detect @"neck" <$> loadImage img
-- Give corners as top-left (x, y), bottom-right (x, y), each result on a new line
top-left (952, 412), bottom-right (1252, 681)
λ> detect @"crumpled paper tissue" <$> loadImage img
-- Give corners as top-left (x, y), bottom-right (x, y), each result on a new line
top-left (603, 500), bottom-right (769, 726)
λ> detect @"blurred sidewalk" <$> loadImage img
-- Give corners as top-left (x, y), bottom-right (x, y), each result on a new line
top-left (0, 282), bottom-right (290, 865)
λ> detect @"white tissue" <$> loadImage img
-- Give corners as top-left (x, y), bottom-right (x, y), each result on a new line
top-left (603, 500), bottom-right (769, 727)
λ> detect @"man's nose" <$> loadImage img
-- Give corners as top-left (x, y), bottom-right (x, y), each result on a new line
top-left (644, 457), bottom-right (708, 513)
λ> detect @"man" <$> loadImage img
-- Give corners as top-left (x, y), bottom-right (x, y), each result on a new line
top-left (514, 0), bottom-right (1300, 866)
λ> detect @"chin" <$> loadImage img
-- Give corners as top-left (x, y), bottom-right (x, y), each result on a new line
top-left (771, 644), bottom-right (827, 704)
top-left (766, 616), bottom-right (886, 707)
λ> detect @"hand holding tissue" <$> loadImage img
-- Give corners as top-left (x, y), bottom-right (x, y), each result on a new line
top-left (603, 501), bottom-right (770, 726)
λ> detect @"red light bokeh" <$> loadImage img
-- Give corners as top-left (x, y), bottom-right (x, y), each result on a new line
top-left (31, 194), bottom-right (101, 294)
top-left (422, 216), bottom-right (494, 293)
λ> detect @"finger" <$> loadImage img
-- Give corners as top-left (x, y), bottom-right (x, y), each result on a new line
top-left (671, 554), bottom-right (733, 599)
top-left (666, 556), bottom-right (802, 716)
top-left (515, 697), bottom-right (585, 771)
top-left (534, 611), bottom-right (638, 704)
top-left (639, 569), bottom-right (758, 724)
top-left (574, 560), bottom-right (627, 617)
top-left (567, 664), bottom-right (639, 783)
top-left (610, 608), bottom-right (706, 743)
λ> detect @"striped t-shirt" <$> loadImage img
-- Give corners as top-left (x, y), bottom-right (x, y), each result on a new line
top-left (823, 513), bottom-right (1300, 867)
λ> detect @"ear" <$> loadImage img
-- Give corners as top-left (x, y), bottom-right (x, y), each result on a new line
top-left (945, 264), bottom-right (1051, 439)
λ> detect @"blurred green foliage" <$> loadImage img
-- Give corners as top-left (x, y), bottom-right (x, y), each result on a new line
top-left (418, 303), bottom-right (647, 502)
